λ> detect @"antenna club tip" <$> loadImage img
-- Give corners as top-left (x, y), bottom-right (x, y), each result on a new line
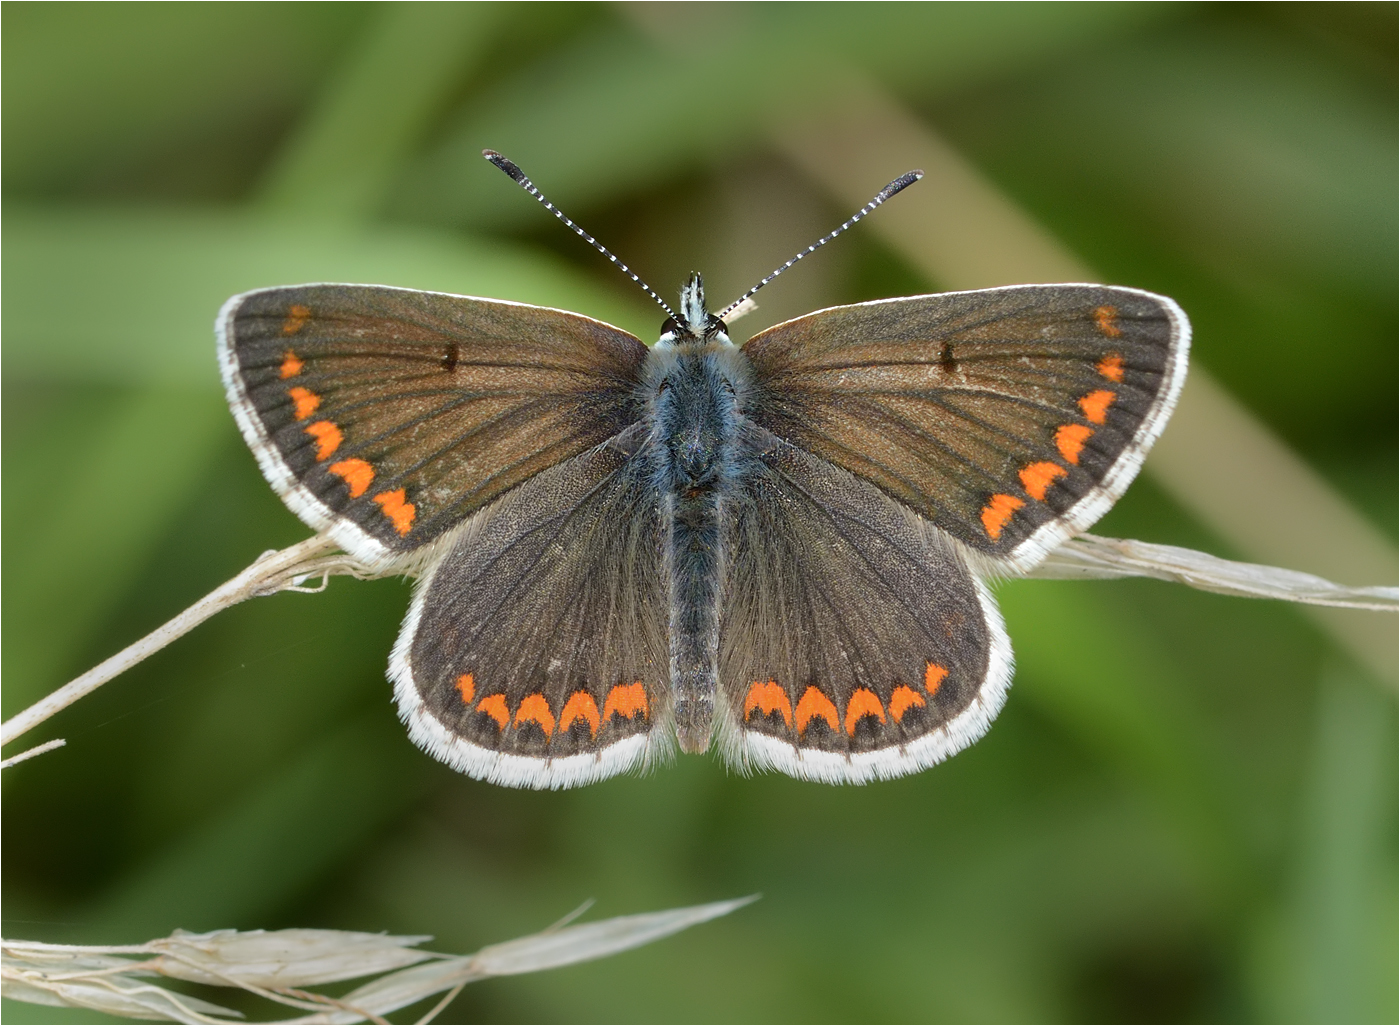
top-left (877, 169), bottom-right (924, 202)
top-left (482, 149), bottom-right (526, 182)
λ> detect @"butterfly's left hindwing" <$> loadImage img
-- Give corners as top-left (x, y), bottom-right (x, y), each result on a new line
top-left (218, 284), bottom-right (648, 567)
top-left (717, 430), bottom-right (1012, 784)
top-left (391, 431), bottom-right (672, 789)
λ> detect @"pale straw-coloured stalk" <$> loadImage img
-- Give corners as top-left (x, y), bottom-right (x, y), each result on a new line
top-left (1030, 534), bottom-right (1398, 611)
top-left (0, 530), bottom-right (1393, 762)
top-left (2, 898), bottom-right (757, 1024)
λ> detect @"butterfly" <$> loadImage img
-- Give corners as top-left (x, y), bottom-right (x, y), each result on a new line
top-left (217, 154), bottom-right (1189, 788)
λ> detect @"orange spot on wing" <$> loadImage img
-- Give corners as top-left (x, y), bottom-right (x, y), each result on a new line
top-left (1056, 423), bottom-right (1093, 465)
top-left (373, 489), bottom-right (415, 536)
top-left (795, 687), bottom-right (839, 734)
top-left (844, 688), bottom-right (886, 736)
top-left (1079, 389), bottom-right (1115, 425)
top-left (282, 304), bottom-right (311, 335)
top-left (287, 386), bottom-right (320, 420)
top-left (476, 693), bottom-right (509, 730)
top-left (514, 693), bottom-right (555, 738)
top-left (304, 420), bottom-right (342, 460)
top-left (455, 673), bottom-right (475, 705)
top-left (279, 350), bottom-right (304, 378)
top-left (602, 682), bottom-right (649, 723)
top-left (889, 685), bottom-right (926, 722)
top-left (1019, 461), bottom-right (1067, 502)
top-left (1094, 305), bottom-right (1122, 337)
top-left (925, 663), bottom-right (948, 696)
top-left (1097, 352), bottom-right (1125, 382)
top-left (743, 680), bottom-right (793, 728)
top-left (980, 494), bottom-right (1024, 541)
top-left (329, 458), bottom-right (374, 498)
top-left (560, 691), bottom-right (601, 737)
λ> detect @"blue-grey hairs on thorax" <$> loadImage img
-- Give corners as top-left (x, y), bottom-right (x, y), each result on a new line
top-left (641, 273), bottom-right (753, 752)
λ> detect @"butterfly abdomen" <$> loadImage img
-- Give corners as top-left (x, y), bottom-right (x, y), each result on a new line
top-left (645, 344), bottom-right (750, 753)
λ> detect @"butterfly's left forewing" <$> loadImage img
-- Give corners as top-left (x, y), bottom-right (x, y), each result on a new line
top-left (717, 429), bottom-right (1012, 783)
top-left (219, 284), bottom-right (648, 568)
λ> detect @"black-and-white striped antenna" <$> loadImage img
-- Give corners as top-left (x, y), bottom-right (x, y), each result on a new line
top-left (715, 169), bottom-right (924, 324)
top-left (483, 150), bottom-right (678, 322)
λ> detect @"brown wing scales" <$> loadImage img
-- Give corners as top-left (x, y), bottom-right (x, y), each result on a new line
top-left (221, 284), bottom-right (649, 560)
top-left (742, 285), bottom-right (1186, 569)
top-left (719, 431), bottom-right (1007, 780)
top-left (394, 439), bottom-right (671, 787)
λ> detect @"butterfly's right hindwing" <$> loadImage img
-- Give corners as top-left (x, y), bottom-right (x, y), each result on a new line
top-left (718, 430), bottom-right (1013, 784)
top-left (391, 433), bottom-right (672, 789)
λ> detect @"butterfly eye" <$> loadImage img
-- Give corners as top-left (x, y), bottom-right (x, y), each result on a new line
top-left (657, 379), bottom-right (671, 394)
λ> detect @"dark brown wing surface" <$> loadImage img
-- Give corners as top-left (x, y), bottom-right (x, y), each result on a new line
top-left (718, 430), bottom-right (1013, 784)
top-left (392, 432), bottom-right (670, 789)
top-left (218, 283), bottom-right (648, 567)
top-left (741, 285), bottom-right (1189, 571)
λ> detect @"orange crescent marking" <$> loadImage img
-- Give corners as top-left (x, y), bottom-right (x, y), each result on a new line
top-left (980, 494), bottom-right (1024, 541)
top-left (329, 458), bottom-right (374, 498)
top-left (287, 386), bottom-right (321, 421)
top-left (1019, 461), bottom-right (1067, 502)
top-left (476, 694), bottom-right (509, 730)
top-left (514, 694), bottom-right (555, 738)
top-left (455, 673), bottom-right (475, 705)
top-left (279, 350), bottom-right (304, 378)
top-left (794, 687), bottom-right (839, 734)
top-left (925, 663), bottom-right (948, 696)
top-left (1093, 305), bottom-right (1122, 338)
top-left (844, 688), bottom-right (886, 736)
top-left (304, 421), bottom-right (342, 461)
top-left (1055, 424), bottom-right (1093, 465)
top-left (560, 691), bottom-right (601, 737)
top-left (1079, 389), bottom-right (1115, 425)
top-left (743, 680), bottom-right (793, 728)
top-left (889, 685), bottom-right (926, 722)
top-left (1097, 353), bottom-right (1125, 382)
top-left (602, 682), bottom-right (649, 723)
top-left (282, 304), bottom-right (311, 335)
top-left (373, 489), bottom-right (416, 535)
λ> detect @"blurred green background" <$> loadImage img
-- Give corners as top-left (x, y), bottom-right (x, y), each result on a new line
top-left (3, 3), bottom-right (1396, 1022)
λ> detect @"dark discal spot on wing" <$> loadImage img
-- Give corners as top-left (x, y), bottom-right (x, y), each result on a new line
top-left (227, 285), bottom-right (649, 552)
top-left (721, 432), bottom-right (992, 755)
top-left (741, 285), bottom-right (1178, 560)
top-left (408, 443), bottom-right (669, 758)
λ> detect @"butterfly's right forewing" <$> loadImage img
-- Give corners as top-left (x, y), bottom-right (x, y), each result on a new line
top-left (742, 285), bottom-right (1188, 572)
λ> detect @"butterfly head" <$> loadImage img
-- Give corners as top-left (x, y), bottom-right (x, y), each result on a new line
top-left (659, 273), bottom-right (731, 348)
